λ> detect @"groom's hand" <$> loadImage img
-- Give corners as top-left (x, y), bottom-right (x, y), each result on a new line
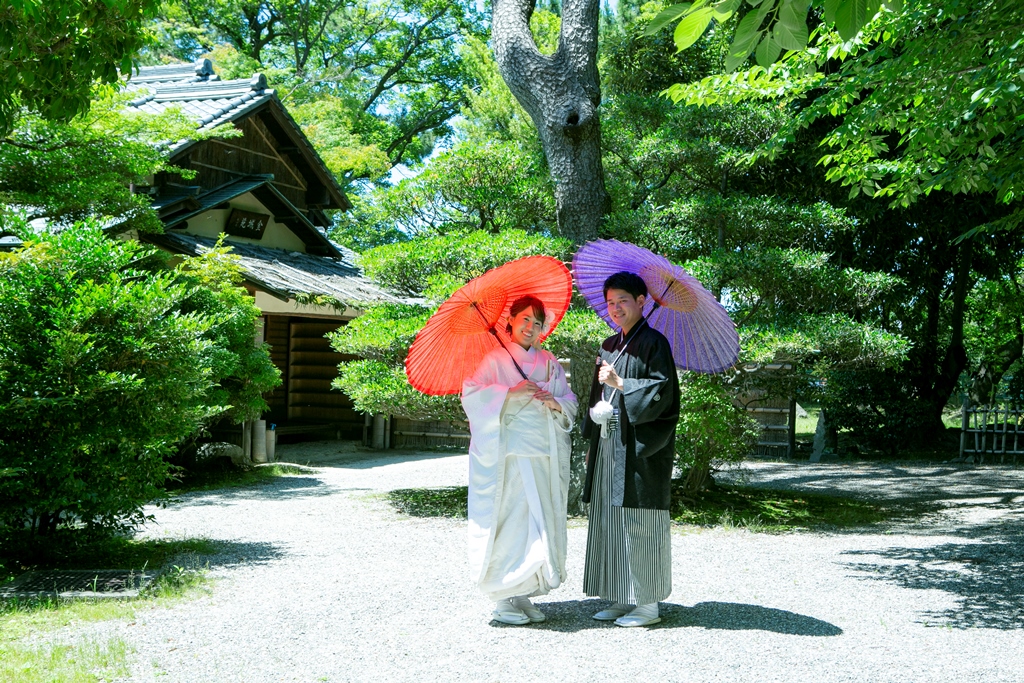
top-left (598, 361), bottom-right (623, 391)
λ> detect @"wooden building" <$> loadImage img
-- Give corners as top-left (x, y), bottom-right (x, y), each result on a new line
top-left (123, 59), bottom-right (401, 439)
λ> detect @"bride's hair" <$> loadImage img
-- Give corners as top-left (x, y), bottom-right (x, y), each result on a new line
top-left (506, 295), bottom-right (547, 334)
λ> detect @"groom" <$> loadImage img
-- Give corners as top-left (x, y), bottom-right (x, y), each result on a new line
top-left (581, 271), bottom-right (680, 627)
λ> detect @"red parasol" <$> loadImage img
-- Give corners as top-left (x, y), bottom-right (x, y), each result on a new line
top-left (405, 255), bottom-right (573, 396)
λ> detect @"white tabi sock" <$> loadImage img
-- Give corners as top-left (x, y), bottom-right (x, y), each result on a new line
top-left (630, 603), bottom-right (659, 619)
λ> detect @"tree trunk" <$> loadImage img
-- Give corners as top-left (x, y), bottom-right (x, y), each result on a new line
top-left (491, 0), bottom-right (610, 243)
top-left (916, 238), bottom-right (973, 441)
top-left (566, 352), bottom-right (597, 515)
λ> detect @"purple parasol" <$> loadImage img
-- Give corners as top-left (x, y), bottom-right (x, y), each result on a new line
top-left (572, 239), bottom-right (739, 373)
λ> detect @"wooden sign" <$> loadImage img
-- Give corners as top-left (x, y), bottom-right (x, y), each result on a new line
top-left (225, 209), bottom-right (270, 240)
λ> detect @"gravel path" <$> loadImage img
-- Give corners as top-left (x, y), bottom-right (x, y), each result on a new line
top-left (60, 444), bottom-right (1024, 682)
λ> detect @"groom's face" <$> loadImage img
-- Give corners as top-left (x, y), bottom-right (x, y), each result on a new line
top-left (605, 288), bottom-right (646, 334)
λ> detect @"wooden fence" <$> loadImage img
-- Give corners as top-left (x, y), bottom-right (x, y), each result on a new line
top-left (960, 396), bottom-right (1024, 463)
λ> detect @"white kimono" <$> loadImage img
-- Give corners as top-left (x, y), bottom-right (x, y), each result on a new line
top-left (462, 344), bottom-right (578, 601)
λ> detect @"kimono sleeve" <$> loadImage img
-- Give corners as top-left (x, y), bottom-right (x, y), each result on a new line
top-left (461, 354), bottom-right (511, 466)
top-left (620, 336), bottom-right (675, 426)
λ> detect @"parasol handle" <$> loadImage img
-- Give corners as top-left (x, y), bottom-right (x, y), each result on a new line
top-left (471, 301), bottom-right (530, 381)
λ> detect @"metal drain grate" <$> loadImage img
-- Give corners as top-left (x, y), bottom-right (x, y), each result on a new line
top-left (0, 569), bottom-right (156, 599)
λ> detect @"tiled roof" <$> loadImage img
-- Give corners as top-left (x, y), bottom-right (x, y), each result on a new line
top-left (128, 73), bottom-right (274, 151)
top-left (0, 233), bottom-right (24, 251)
top-left (129, 59), bottom-right (218, 85)
top-left (154, 176), bottom-right (272, 219)
top-left (147, 231), bottom-right (402, 307)
top-left (126, 59), bottom-right (349, 210)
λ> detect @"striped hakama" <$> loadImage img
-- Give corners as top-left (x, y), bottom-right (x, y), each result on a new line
top-left (583, 434), bottom-right (672, 605)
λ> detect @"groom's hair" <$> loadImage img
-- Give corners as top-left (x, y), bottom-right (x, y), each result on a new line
top-left (603, 271), bottom-right (647, 300)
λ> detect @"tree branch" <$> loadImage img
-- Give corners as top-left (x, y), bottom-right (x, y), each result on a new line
top-left (1, 138), bottom-right (77, 153)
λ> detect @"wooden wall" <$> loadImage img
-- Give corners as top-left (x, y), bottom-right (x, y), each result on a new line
top-left (264, 315), bottom-right (290, 420)
top-left (287, 318), bottom-right (362, 437)
top-left (167, 116), bottom-right (309, 211)
top-left (259, 315), bottom-right (363, 438)
top-left (391, 418), bottom-right (470, 450)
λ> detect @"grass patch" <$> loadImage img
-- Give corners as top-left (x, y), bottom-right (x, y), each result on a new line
top-left (672, 484), bottom-right (921, 531)
top-left (386, 482), bottom-right (927, 533)
top-left (0, 636), bottom-right (131, 683)
top-left (795, 407), bottom-right (820, 439)
top-left (0, 533), bottom-right (216, 683)
top-left (167, 462), bottom-right (311, 494)
top-left (387, 486), bottom-right (468, 518)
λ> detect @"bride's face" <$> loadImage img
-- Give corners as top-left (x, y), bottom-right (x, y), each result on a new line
top-left (509, 308), bottom-right (543, 349)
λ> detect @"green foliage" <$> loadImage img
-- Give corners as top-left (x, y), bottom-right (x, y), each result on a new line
top-left (0, 222), bottom-right (262, 534)
top-left (0, 88), bottom-right (227, 234)
top-left (332, 359), bottom-right (463, 420)
top-left (292, 96), bottom-right (393, 184)
top-left (618, 194), bottom-right (852, 257)
top-left (650, 0), bottom-right (902, 72)
top-left (328, 304), bottom-right (431, 365)
top-left (671, 484), bottom-right (909, 530)
top-left (174, 239), bottom-right (281, 423)
top-left (335, 141), bottom-right (556, 245)
top-left (819, 368), bottom-right (939, 454)
top-left (0, 532), bottom-right (217, 583)
top-left (544, 308), bottom-right (612, 360)
top-left (357, 229), bottom-right (573, 297)
top-left (168, 463), bottom-right (311, 494)
top-left (667, 0), bottom-right (1024, 218)
top-left (0, 0), bottom-right (159, 135)
top-left (740, 314), bottom-right (910, 371)
top-left (152, 0), bottom-right (486, 174)
top-left (675, 373), bottom-right (761, 495)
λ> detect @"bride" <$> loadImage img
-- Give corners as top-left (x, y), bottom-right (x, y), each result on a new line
top-left (461, 295), bottom-right (578, 625)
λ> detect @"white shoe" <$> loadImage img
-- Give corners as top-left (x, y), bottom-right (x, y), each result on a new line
top-left (511, 596), bottom-right (546, 623)
top-left (492, 599), bottom-right (530, 625)
top-left (615, 603), bottom-right (661, 627)
top-left (593, 602), bottom-right (633, 621)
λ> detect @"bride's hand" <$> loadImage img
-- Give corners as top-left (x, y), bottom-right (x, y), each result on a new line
top-left (532, 389), bottom-right (562, 412)
top-left (508, 380), bottom-right (540, 399)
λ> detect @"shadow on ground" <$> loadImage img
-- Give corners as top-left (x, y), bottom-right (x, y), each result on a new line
top-left (307, 451), bottom-right (465, 470)
top-left (170, 475), bottom-right (330, 507)
top-left (722, 462), bottom-right (1024, 504)
top-left (841, 511), bottom-right (1024, 629)
top-left (504, 599), bottom-right (842, 635)
top-left (198, 540), bottom-right (285, 569)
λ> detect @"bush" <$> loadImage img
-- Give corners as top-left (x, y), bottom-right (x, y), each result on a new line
top-left (175, 239), bottom-right (280, 424)
top-left (332, 359), bottom-right (463, 421)
top-left (819, 368), bottom-right (936, 455)
top-left (675, 373), bottom-right (760, 498)
top-left (0, 222), bottom-right (263, 534)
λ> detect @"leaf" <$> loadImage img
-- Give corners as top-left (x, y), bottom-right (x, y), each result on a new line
top-left (773, 0), bottom-right (810, 50)
top-left (726, 30), bottom-right (763, 71)
top-left (823, 0), bottom-right (841, 24)
top-left (755, 34), bottom-right (782, 66)
top-left (713, 0), bottom-right (743, 21)
top-left (645, 3), bottom-right (693, 36)
top-left (834, 0), bottom-right (868, 41)
top-left (883, 0), bottom-right (903, 11)
top-left (733, 6), bottom-right (767, 48)
top-left (674, 7), bottom-right (716, 52)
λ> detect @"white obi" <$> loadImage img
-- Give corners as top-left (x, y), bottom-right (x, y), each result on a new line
top-left (503, 399), bottom-right (552, 458)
